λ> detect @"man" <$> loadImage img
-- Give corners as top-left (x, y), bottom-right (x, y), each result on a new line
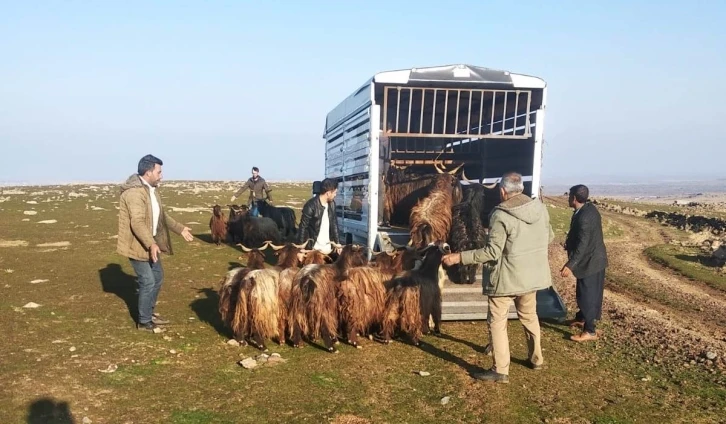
top-left (442, 172), bottom-right (554, 383)
top-left (117, 154), bottom-right (194, 332)
top-left (230, 166), bottom-right (273, 217)
top-left (297, 178), bottom-right (340, 254)
top-left (560, 184), bottom-right (608, 342)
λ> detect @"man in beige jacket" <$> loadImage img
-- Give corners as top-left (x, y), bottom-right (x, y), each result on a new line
top-left (443, 172), bottom-right (554, 383)
top-left (117, 154), bottom-right (194, 331)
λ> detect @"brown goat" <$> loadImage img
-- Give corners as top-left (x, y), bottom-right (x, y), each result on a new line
top-left (217, 246), bottom-right (267, 341)
top-left (287, 244), bottom-right (368, 352)
top-left (235, 268), bottom-right (281, 350)
top-left (381, 242), bottom-right (449, 346)
top-left (209, 205), bottom-right (228, 245)
top-left (409, 174), bottom-right (459, 248)
top-left (337, 266), bottom-right (396, 347)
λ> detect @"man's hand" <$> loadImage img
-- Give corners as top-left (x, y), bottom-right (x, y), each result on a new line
top-left (150, 243), bottom-right (161, 263)
top-left (442, 253), bottom-right (462, 267)
top-left (560, 265), bottom-right (574, 279)
top-left (230, 196), bottom-right (236, 203)
top-left (181, 227), bottom-right (194, 242)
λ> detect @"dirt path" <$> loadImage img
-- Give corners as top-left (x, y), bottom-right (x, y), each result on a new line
top-left (547, 198), bottom-right (726, 378)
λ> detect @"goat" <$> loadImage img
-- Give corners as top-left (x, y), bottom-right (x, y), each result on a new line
top-left (209, 204), bottom-right (228, 245)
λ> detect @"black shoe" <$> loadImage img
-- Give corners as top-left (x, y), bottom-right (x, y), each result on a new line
top-left (472, 368), bottom-right (509, 383)
top-left (137, 321), bottom-right (157, 332)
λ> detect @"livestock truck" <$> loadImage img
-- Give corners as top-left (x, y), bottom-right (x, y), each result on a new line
top-left (321, 64), bottom-right (565, 321)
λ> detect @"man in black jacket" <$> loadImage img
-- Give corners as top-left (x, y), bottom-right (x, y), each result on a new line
top-left (297, 178), bottom-right (340, 254)
top-left (561, 184), bottom-right (608, 342)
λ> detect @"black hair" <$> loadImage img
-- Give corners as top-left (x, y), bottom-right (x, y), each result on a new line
top-left (138, 154), bottom-right (163, 176)
top-left (320, 178), bottom-right (338, 194)
top-left (252, 167), bottom-right (259, 172)
top-left (569, 184), bottom-right (589, 203)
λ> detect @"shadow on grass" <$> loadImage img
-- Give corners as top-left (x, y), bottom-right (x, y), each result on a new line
top-left (417, 338), bottom-right (483, 376)
top-left (190, 287), bottom-right (232, 339)
top-left (675, 254), bottom-right (721, 268)
top-left (26, 397), bottom-right (75, 424)
top-left (98, 263), bottom-right (137, 324)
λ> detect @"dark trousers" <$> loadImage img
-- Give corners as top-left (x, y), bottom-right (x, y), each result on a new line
top-left (249, 200), bottom-right (264, 217)
top-left (130, 258), bottom-right (164, 325)
top-left (574, 269), bottom-right (605, 334)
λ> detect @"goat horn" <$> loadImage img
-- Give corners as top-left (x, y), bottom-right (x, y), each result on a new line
top-left (370, 251), bottom-right (383, 257)
top-left (448, 163), bottom-right (464, 175)
top-left (267, 242), bottom-right (284, 251)
top-left (236, 243), bottom-right (253, 253)
top-left (292, 238), bottom-right (313, 249)
top-left (461, 169), bottom-right (474, 183)
top-left (328, 242), bottom-right (344, 249)
top-left (433, 160), bottom-right (445, 174)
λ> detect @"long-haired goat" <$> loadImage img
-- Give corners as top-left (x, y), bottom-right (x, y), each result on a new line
top-left (209, 205), bottom-right (228, 245)
top-left (409, 174), bottom-right (460, 248)
top-left (287, 244), bottom-right (368, 352)
top-left (447, 184), bottom-right (488, 284)
top-left (218, 242), bottom-right (268, 340)
top-left (381, 242), bottom-right (450, 346)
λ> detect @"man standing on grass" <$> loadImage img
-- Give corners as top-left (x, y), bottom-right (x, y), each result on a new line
top-left (297, 178), bottom-right (340, 255)
top-left (117, 154), bottom-right (194, 332)
top-left (560, 184), bottom-right (608, 342)
top-left (230, 166), bottom-right (273, 218)
top-left (442, 172), bottom-right (554, 383)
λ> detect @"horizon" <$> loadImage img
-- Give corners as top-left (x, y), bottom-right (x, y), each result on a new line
top-left (1, 2), bottom-right (724, 184)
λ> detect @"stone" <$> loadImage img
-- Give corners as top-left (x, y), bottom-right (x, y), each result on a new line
top-left (227, 339), bottom-right (240, 347)
top-left (706, 351), bottom-right (718, 361)
top-left (82, 417), bottom-right (92, 424)
top-left (238, 358), bottom-right (258, 369)
top-left (23, 302), bottom-right (41, 309)
top-left (441, 396), bottom-right (451, 405)
top-left (69, 346), bottom-right (76, 352)
top-left (416, 371), bottom-right (431, 377)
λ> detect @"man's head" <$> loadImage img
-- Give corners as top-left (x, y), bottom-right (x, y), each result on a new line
top-left (319, 178), bottom-right (338, 203)
top-left (251, 167), bottom-right (259, 180)
top-left (568, 184), bottom-right (589, 208)
top-left (138, 154), bottom-right (163, 187)
top-left (499, 172), bottom-right (524, 201)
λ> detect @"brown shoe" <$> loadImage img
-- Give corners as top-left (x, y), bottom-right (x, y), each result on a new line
top-left (570, 331), bottom-right (599, 342)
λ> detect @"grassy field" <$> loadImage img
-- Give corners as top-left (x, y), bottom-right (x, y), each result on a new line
top-left (1, 183), bottom-right (725, 423)
top-left (599, 199), bottom-right (726, 220)
top-left (644, 244), bottom-right (726, 293)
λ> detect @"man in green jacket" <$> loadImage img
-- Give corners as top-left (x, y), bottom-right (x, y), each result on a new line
top-left (443, 172), bottom-right (554, 383)
top-left (117, 154), bottom-right (194, 332)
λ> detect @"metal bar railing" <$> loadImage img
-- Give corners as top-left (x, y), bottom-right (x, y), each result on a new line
top-left (383, 86), bottom-right (534, 139)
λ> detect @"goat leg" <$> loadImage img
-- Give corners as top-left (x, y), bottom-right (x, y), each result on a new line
top-left (251, 330), bottom-right (268, 352)
top-left (291, 322), bottom-right (304, 348)
top-left (322, 330), bottom-right (339, 354)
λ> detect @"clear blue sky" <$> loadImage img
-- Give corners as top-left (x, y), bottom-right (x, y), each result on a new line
top-left (1, 1), bottom-right (724, 184)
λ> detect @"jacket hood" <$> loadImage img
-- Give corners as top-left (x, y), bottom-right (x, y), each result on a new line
top-left (120, 174), bottom-right (144, 193)
top-left (496, 193), bottom-right (544, 225)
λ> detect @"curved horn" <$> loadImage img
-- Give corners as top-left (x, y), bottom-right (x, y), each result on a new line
top-left (328, 241), bottom-right (344, 249)
top-left (448, 163), bottom-right (464, 175)
top-left (370, 251), bottom-right (383, 257)
top-left (267, 242), bottom-right (285, 251)
top-left (292, 238), bottom-right (313, 249)
top-left (433, 159), bottom-right (445, 174)
top-left (461, 169), bottom-right (474, 183)
top-left (385, 251), bottom-right (396, 257)
top-left (236, 243), bottom-right (253, 253)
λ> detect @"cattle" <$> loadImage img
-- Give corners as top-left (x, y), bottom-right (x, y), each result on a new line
top-left (209, 205), bottom-right (228, 245)
top-left (287, 244), bottom-right (368, 352)
top-left (218, 242), bottom-right (268, 342)
top-left (381, 242), bottom-right (451, 346)
top-left (258, 200), bottom-right (298, 240)
top-left (448, 184), bottom-right (489, 283)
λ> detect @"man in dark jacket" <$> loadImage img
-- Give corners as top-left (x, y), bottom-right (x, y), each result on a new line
top-left (297, 178), bottom-right (340, 254)
top-left (230, 166), bottom-right (272, 217)
top-left (561, 184), bottom-right (608, 342)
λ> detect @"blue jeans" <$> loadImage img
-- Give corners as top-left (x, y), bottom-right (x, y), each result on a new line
top-left (250, 201), bottom-right (262, 217)
top-left (129, 258), bottom-right (164, 325)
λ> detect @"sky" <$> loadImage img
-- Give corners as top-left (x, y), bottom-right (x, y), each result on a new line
top-left (1, 1), bottom-right (724, 185)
